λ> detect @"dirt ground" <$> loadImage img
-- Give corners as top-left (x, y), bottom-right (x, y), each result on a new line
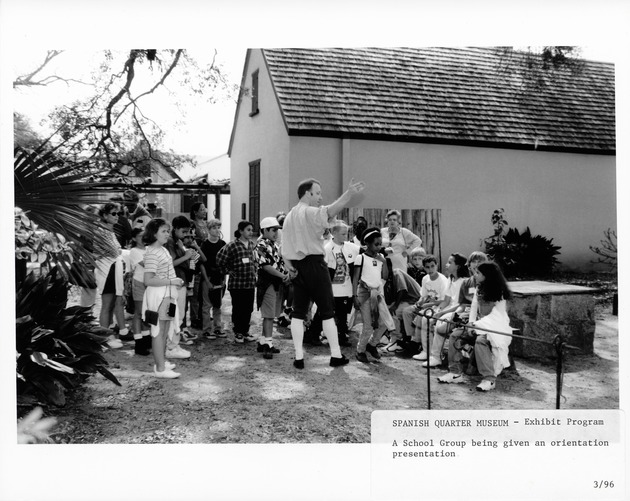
top-left (48, 296), bottom-right (618, 444)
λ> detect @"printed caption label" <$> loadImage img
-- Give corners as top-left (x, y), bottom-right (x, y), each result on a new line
top-left (371, 410), bottom-right (625, 501)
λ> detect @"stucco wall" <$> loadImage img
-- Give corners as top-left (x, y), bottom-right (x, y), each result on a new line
top-left (343, 139), bottom-right (616, 270)
top-left (229, 49), bottom-right (291, 231)
top-left (287, 137), bottom-right (343, 207)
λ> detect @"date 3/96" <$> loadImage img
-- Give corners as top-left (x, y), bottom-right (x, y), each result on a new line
top-left (593, 481), bottom-right (614, 488)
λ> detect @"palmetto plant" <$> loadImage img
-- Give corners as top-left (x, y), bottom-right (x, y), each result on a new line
top-left (15, 145), bottom-right (124, 408)
top-left (16, 269), bottom-right (121, 407)
top-left (14, 146), bottom-right (116, 287)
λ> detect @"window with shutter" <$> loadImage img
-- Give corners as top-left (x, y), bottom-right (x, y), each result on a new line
top-left (249, 160), bottom-right (261, 232)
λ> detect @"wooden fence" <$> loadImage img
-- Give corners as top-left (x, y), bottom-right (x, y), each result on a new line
top-left (338, 208), bottom-right (442, 267)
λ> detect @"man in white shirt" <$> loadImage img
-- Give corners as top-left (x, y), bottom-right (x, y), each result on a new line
top-left (282, 177), bottom-right (365, 369)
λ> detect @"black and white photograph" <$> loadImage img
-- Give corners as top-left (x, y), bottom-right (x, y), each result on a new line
top-left (1, 1), bottom-right (628, 500)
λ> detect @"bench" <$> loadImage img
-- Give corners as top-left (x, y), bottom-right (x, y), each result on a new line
top-left (507, 281), bottom-right (598, 359)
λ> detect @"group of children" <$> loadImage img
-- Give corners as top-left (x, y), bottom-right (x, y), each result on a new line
top-left (99, 201), bottom-right (513, 390)
top-left (304, 222), bottom-right (514, 392)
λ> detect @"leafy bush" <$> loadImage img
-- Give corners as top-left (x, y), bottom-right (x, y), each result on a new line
top-left (484, 209), bottom-right (561, 278)
top-left (16, 269), bottom-right (121, 408)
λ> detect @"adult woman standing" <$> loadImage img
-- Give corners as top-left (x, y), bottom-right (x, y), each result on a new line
top-left (190, 202), bottom-right (209, 245)
top-left (380, 210), bottom-right (422, 271)
top-left (94, 202), bottom-right (128, 349)
top-left (216, 221), bottom-right (257, 344)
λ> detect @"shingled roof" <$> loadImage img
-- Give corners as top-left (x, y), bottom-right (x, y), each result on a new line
top-left (260, 47), bottom-right (615, 154)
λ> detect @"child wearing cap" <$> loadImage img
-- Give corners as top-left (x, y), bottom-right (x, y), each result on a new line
top-left (254, 216), bottom-right (291, 358)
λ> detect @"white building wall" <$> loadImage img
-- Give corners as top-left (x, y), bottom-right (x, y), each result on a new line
top-left (343, 139), bottom-right (616, 270)
top-left (229, 49), bottom-right (291, 231)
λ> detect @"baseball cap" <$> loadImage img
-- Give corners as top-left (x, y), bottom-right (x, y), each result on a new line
top-left (260, 216), bottom-right (280, 229)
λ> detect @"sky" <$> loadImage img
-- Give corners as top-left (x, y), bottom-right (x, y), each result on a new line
top-left (12, 47), bottom-right (247, 161)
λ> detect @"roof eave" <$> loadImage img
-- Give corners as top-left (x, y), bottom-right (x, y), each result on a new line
top-left (286, 129), bottom-right (616, 156)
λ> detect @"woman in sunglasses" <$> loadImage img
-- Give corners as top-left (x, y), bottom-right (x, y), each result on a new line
top-left (94, 202), bottom-right (129, 349)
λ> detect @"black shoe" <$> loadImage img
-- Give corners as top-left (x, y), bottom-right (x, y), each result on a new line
top-left (277, 316), bottom-right (290, 328)
top-left (304, 335), bottom-right (323, 346)
top-left (263, 344), bottom-right (273, 359)
top-left (399, 340), bottom-right (420, 358)
top-left (355, 352), bottom-right (370, 363)
top-left (293, 359), bottom-right (304, 369)
top-left (338, 335), bottom-right (351, 347)
top-left (119, 331), bottom-right (135, 342)
top-left (330, 354), bottom-right (350, 367)
top-left (134, 336), bottom-right (151, 356)
top-left (257, 342), bottom-right (280, 353)
top-left (365, 343), bottom-right (381, 359)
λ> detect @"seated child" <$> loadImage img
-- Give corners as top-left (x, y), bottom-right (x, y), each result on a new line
top-left (400, 254), bottom-right (449, 357)
top-left (415, 253), bottom-right (469, 366)
top-left (438, 260), bottom-right (512, 392)
top-left (406, 246), bottom-right (427, 285)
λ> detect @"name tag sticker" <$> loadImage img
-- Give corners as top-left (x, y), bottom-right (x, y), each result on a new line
top-left (469, 287), bottom-right (476, 294)
top-left (242, 258), bottom-right (250, 264)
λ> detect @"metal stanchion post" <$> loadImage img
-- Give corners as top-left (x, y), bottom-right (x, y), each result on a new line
top-left (553, 335), bottom-right (565, 410)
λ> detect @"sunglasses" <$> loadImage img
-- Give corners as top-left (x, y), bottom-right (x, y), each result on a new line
top-left (108, 211), bottom-right (119, 216)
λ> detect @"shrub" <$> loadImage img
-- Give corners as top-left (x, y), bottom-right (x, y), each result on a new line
top-left (16, 268), bottom-right (121, 408)
top-left (484, 209), bottom-right (561, 278)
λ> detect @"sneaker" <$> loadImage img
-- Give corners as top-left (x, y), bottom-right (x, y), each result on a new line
top-left (355, 352), bottom-right (370, 363)
top-left (165, 346), bottom-right (191, 359)
top-left (377, 334), bottom-right (390, 347)
top-left (118, 331), bottom-right (134, 342)
top-left (262, 344), bottom-right (274, 360)
top-left (181, 330), bottom-right (198, 342)
top-left (203, 331), bottom-right (217, 340)
top-left (155, 363), bottom-right (177, 372)
top-left (293, 359), bottom-right (305, 369)
top-left (365, 344), bottom-right (381, 359)
top-left (476, 380), bottom-right (496, 392)
top-left (234, 333), bottom-right (245, 344)
top-left (214, 329), bottom-right (227, 338)
top-left (106, 337), bottom-right (123, 349)
top-left (244, 333), bottom-right (258, 343)
top-left (153, 367), bottom-right (181, 379)
top-left (330, 354), bottom-right (350, 367)
top-left (383, 341), bottom-right (404, 353)
top-left (257, 342), bottom-right (280, 353)
top-left (422, 356), bottom-right (441, 368)
top-left (438, 373), bottom-right (467, 384)
top-left (412, 351), bottom-right (428, 361)
top-left (277, 316), bottom-right (290, 328)
top-left (319, 334), bottom-right (329, 345)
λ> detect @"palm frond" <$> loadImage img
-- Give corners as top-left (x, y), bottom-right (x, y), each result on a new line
top-left (14, 146), bottom-right (121, 286)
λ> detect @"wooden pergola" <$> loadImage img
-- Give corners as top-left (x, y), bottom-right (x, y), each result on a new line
top-left (88, 180), bottom-right (230, 218)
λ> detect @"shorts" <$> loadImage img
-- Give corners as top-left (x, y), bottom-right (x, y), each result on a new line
top-left (132, 278), bottom-right (146, 302)
top-left (291, 255), bottom-right (335, 320)
top-left (260, 285), bottom-right (282, 319)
